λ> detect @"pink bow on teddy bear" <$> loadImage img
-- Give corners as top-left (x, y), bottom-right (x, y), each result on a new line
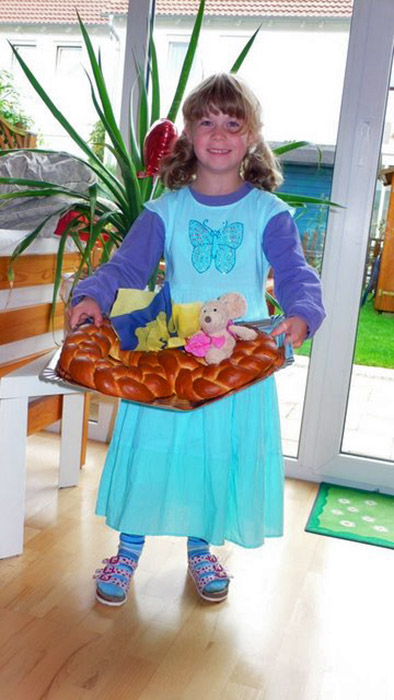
top-left (185, 292), bottom-right (257, 365)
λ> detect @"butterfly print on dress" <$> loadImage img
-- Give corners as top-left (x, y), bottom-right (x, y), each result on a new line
top-left (189, 219), bottom-right (244, 274)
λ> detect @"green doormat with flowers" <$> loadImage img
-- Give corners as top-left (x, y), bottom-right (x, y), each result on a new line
top-left (305, 482), bottom-right (394, 549)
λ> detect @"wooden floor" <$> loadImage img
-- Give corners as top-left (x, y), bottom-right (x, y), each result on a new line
top-left (1, 433), bottom-right (394, 700)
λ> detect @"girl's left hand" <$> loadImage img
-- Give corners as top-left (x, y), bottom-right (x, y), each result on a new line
top-left (271, 315), bottom-right (308, 348)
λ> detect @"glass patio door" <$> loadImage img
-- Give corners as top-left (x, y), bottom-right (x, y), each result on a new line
top-left (341, 93), bottom-right (394, 465)
top-left (288, 0), bottom-right (394, 491)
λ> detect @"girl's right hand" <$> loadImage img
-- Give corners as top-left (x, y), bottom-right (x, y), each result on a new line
top-left (67, 296), bottom-right (103, 330)
top-left (271, 315), bottom-right (308, 348)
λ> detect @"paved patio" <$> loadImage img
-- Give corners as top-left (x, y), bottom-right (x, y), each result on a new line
top-left (276, 356), bottom-right (394, 462)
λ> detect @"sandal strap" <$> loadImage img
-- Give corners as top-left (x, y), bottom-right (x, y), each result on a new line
top-left (94, 573), bottom-right (131, 592)
top-left (93, 554), bottom-right (138, 592)
top-left (189, 553), bottom-right (219, 565)
top-left (103, 555), bottom-right (138, 569)
top-left (188, 553), bottom-right (230, 595)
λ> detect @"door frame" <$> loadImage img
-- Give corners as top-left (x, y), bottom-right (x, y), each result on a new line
top-left (286, 0), bottom-right (394, 491)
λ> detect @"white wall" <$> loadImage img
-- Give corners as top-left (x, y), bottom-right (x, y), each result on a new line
top-left (153, 17), bottom-right (351, 146)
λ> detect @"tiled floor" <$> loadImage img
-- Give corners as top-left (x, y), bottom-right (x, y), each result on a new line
top-left (276, 356), bottom-right (394, 462)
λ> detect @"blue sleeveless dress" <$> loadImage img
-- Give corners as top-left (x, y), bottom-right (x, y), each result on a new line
top-left (96, 186), bottom-right (289, 547)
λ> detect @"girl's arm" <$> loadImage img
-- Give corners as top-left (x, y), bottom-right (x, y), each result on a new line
top-left (262, 210), bottom-right (326, 346)
top-left (68, 210), bottom-right (165, 329)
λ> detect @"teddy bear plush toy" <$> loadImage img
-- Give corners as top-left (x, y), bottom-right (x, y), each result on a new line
top-left (185, 292), bottom-right (258, 365)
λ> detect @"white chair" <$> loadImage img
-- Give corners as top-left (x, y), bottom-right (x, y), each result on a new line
top-left (0, 350), bottom-right (87, 559)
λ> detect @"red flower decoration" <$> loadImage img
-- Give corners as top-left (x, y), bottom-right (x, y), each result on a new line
top-left (54, 210), bottom-right (90, 238)
top-left (138, 119), bottom-right (178, 178)
top-left (54, 210), bottom-right (110, 246)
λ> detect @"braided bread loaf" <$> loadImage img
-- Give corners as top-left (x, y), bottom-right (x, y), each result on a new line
top-left (57, 319), bottom-right (285, 406)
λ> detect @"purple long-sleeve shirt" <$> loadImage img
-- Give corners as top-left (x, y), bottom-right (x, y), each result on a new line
top-left (72, 184), bottom-right (325, 336)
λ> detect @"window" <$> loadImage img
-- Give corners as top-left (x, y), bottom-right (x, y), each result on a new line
top-left (53, 45), bottom-right (95, 143)
top-left (9, 44), bottom-right (38, 118)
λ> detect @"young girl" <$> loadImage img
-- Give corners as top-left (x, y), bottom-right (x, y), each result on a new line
top-left (69, 73), bottom-right (325, 606)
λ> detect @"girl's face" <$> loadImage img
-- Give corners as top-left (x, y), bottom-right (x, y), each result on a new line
top-left (187, 110), bottom-right (255, 184)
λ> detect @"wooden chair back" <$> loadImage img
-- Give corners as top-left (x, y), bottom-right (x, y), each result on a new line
top-left (0, 114), bottom-right (36, 150)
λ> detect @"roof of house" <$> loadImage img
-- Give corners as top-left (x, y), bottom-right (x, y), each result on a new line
top-left (0, 0), bottom-right (125, 25)
top-left (156, 1), bottom-right (353, 18)
top-left (0, 0), bottom-right (353, 26)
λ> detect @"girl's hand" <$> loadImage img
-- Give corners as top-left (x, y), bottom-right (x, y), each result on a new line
top-left (67, 297), bottom-right (103, 330)
top-left (271, 315), bottom-right (308, 348)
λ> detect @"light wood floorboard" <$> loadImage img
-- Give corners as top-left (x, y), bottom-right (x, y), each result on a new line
top-left (0, 432), bottom-right (393, 699)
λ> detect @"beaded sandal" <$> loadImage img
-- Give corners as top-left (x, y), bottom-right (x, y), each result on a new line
top-left (93, 554), bottom-right (138, 606)
top-left (188, 553), bottom-right (230, 603)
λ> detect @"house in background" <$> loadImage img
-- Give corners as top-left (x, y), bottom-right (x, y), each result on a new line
top-left (0, 1), bottom-right (127, 151)
top-left (0, 1), bottom-right (355, 150)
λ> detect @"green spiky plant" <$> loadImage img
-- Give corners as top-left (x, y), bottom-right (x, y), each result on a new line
top-left (0, 0), bottom-right (335, 315)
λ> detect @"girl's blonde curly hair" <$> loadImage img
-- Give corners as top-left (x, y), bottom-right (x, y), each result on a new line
top-left (160, 73), bottom-right (283, 191)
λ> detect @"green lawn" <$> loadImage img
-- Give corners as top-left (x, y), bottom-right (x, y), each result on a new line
top-left (296, 297), bottom-right (394, 369)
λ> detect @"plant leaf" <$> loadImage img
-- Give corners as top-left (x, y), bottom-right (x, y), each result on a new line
top-left (265, 291), bottom-right (283, 313)
top-left (230, 24), bottom-right (261, 73)
top-left (149, 36), bottom-right (160, 124)
top-left (84, 70), bottom-right (142, 216)
top-left (51, 222), bottom-right (70, 328)
top-left (166, 0), bottom-right (205, 122)
top-left (0, 175), bottom-right (78, 190)
top-left (0, 146), bottom-right (129, 206)
top-left (277, 192), bottom-right (342, 207)
top-left (0, 187), bottom-right (85, 201)
top-left (83, 69), bottom-right (143, 218)
top-left (77, 12), bottom-right (132, 165)
top-left (84, 183), bottom-right (98, 274)
top-left (8, 208), bottom-right (69, 282)
top-left (0, 176), bottom-right (97, 203)
top-left (137, 63), bottom-right (149, 160)
top-left (274, 140), bottom-right (323, 167)
top-left (273, 140), bottom-right (312, 156)
top-left (83, 70), bottom-right (132, 169)
top-left (138, 175), bottom-right (153, 203)
top-left (128, 79), bottom-right (142, 169)
top-left (104, 142), bottom-right (143, 219)
top-left (99, 237), bottom-right (116, 264)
